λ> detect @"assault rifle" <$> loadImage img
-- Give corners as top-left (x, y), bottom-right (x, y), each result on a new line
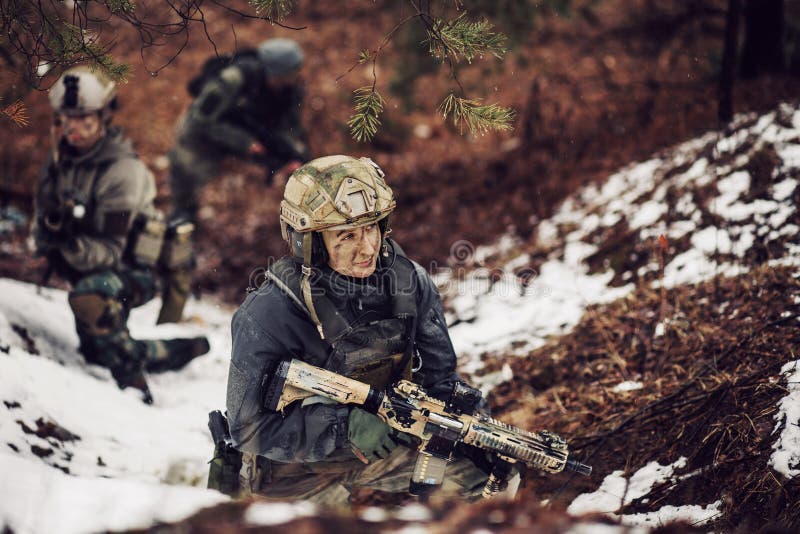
top-left (263, 359), bottom-right (591, 498)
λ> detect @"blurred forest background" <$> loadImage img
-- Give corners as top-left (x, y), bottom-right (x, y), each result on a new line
top-left (2, 0), bottom-right (800, 303)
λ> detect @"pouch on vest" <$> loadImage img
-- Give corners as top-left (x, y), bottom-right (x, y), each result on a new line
top-left (207, 410), bottom-right (242, 496)
top-left (160, 219), bottom-right (195, 270)
top-left (127, 214), bottom-right (166, 268)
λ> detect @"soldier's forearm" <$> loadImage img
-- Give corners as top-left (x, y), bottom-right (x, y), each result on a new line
top-left (60, 235), bottom-right (123, 272)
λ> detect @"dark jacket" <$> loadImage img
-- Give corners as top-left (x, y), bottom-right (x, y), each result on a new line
top-left (226, 251), bottom-right (462, 463)
top-left (178, 56), bottom-right (309, 165)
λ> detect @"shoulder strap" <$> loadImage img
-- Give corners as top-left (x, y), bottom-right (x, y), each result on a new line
top-left (266, 241), bottom-right (421, 362)
top-left (265, 258), bottom-right (352, 343)
top-left (381, 239), bottom-right (420, 383)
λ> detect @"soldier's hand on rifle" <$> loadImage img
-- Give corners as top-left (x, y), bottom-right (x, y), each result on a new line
top-left (348, 407), bottom-right (404, 462)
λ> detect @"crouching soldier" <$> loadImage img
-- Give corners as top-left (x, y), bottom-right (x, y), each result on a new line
top-left (32, 66), bottom-right (210, 404)
top-left (222, 156), bottom-right (488, 504)
top-left (158, 38), bottom-right (312, 325)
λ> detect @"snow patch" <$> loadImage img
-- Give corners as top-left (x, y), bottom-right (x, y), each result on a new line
top-left (613, 381), bottom-right (643, 393)
top-left (0, 453), bottom-right (227, 534)
top-left (567, 458), bottom-right (719, 527)
top-left (621, 502), bottom-right (722, 528)
top-left (245, 501), bottom-right (317, 526)
top-left (770, 359), bottom-right (800, 479)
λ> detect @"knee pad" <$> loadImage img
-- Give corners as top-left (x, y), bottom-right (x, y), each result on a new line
top-left (68, 292), bottom-right (123, 335)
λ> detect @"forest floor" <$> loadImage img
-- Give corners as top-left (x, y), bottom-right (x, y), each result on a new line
top-left (2, 0), bottom-right (800, 302)
top-left (1, 2), bottom-right (799, 532)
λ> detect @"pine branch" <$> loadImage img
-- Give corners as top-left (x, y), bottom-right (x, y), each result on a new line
top-left (90, 54), bottom-right (132, 83)
top-left (348, 86), bottom-right (385, 143)
top-left (248, 0), bottom-right (294, 21)
top-left (438, 92), bottom-right (514, 134)
top-left (426, 12), bottom-right (506, 64)
top-left (0, 98), bottom-right (29, 127)
top-left (47, 22), bottom-right (130, 83)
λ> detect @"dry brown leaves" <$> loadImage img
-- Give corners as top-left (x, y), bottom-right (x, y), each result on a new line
top-left (488, 265), bottom-right (800, 529)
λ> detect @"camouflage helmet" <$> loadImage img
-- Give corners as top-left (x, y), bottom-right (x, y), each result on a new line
top-left (280, 155), bottom-right (395, 340)
top-left (49, 66), bottom-right (117, 116)
top-left (280, 155), bottom-right (395, 240)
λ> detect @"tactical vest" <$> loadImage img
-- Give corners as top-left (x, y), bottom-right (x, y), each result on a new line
top-left (264, 239), bottom-right (419, 391)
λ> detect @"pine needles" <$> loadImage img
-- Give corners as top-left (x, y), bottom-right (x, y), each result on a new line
top-left (438, 93), bottom-right (515, 135)
top-left (348, 87), bottom-right (385, 143)
top-left (248, 0), bottom-right (294, 21)
top-left (346, 6), bottom-right (515, 142)
top-left (426, 13), bottom-right (506, 64)
top-left (1, 98), bottom-right (29, 127)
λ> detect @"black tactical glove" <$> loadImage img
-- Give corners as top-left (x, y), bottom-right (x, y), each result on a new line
top-left (348, 407), bottom-right (404, 461)
top-left (110, 360), bottom-right (154, 405)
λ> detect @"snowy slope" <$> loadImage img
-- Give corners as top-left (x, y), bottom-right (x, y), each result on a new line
top-left (445, 103), bottom-right (800, 363)
top-left (439, 103), bottom-right (800, 526)
top-left (0, 284), bottom-right (231, 533)
top-left (2, 104), bottom-right (800, 532)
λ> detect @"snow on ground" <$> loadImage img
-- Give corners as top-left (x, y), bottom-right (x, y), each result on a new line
top-left (2, 105), bottom-right (800, 532)
top-left (443, 104), bottom-right (800, 383)
top-left (567, 458), bottom-right (723, 528)
top-left (0, 279), bottom-right (233, 533)
top-left (439, 103), bottom-right (800, 528)
top-left (770, 359), bottom-right (800, 478)
top-left (445, 104), bottom-right (800, 368)
top-left (0, 453), bottom-right (227, 534)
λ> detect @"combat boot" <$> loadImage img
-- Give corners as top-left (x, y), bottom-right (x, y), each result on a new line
top-left (145, 336), bottom-right (210, 373)
top-left (110, 360), bottom-right (154, 404)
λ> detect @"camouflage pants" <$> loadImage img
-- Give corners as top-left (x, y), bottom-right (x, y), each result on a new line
top-left (68, 269), bottom-right (166, 386)
top-left (249, 445), bottom-right (488, 506)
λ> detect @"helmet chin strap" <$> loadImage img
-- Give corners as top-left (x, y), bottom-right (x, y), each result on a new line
top-left (300, 231), bottom-right (325, 339)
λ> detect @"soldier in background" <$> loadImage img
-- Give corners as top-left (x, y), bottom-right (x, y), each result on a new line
top-left (32, 66), bottom-right (210, 404)
top-left (159, 38), bottom-right (311, 324)
top-left (169, 37), bottom-right (310, 221)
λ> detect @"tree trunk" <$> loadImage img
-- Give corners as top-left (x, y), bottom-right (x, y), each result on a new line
top-left (740, 0), bottom-right (785, 79)
top-left (719, 0), bottom-right (742, 124)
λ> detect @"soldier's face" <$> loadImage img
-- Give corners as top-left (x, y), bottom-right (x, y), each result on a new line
top-left (57, 112), bottom-right (104, 151)
top-left (321, 223), bottom-right (381, 278)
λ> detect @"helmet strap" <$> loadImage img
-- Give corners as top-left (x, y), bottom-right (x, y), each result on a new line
top-left (300, 231), bottom-right (325, 339)
top-left (379, 218), bottom-right (392, 257)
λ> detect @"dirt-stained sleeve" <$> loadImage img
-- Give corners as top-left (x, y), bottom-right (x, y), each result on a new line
top-left (226, 302), bottom-right (352, 463)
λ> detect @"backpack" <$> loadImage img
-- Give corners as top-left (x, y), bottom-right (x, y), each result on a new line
top-left (186, 49), bottom-right (259, 97)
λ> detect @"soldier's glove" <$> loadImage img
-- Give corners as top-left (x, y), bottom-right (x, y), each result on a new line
top-left (110, 360), bottom-right (154, 405)
top-left (348, 407), bottom-right (405, 462)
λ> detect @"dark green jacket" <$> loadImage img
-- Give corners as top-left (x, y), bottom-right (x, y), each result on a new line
top-left (178, 56), bottom-right (309, 165)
